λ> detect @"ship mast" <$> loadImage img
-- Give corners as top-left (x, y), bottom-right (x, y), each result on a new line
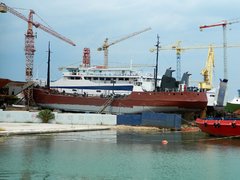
top-left (154, 35), bottom-right (160, 92)
top-left (47, 41), bottom-right (51, 88)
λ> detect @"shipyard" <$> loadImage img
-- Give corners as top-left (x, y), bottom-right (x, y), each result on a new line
top-left (1, 1), bottom-right (240, 179)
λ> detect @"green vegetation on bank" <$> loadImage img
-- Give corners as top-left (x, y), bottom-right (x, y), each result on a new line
top-left (37, 109), bottom-right (55, 123)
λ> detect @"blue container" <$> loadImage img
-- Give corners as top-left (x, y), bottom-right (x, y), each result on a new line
top-left (141, 112), bottom-right (181, 130)
top-left (117, 114), bottom-right (142, 126)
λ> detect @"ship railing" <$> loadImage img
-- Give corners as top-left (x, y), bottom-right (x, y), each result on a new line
top-left (163, 88), bottom-right (179, 92)
top-left (203, 117), bottom-right (240, 120)
top-left (158, 86), bottom-right (204, 93)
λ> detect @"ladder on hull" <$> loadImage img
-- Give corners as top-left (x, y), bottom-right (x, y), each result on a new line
top-left (97, 96), bottom-right (115, 114)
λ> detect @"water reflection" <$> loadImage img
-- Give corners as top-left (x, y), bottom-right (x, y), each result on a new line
top-left (0, 135), bottom-right (56, 179)
top-left (1, 130), bottom-right (240, 179)
top-left (197, 137), bottom-right (240, 147)
top-left (116, 131), bottom-right (181, 145)
top-left (116, 130), bottom-right (240, 152)
top-left (21, 135), bottom-right (55, 180)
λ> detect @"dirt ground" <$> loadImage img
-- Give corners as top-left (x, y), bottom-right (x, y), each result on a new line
top-left (111, 125), bottom-right (200, 133)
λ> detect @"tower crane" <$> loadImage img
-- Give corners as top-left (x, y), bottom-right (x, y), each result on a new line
top-left (150, 41), bottom-right (240, 81)
top-left (97, 27), bottom-right (151, 68)
top-left (0, 2), bottom-right (76, 82)
top-left (199, 19), bottom-right (240, 79)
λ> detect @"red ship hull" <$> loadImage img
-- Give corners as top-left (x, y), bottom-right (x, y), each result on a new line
top-left (196, 118), bottom-right (240, 137)
top-left (33, 88), bottom-right (207, 114)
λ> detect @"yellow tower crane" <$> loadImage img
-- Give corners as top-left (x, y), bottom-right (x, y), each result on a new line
top-left (98, 27), bottom-right (151, 68)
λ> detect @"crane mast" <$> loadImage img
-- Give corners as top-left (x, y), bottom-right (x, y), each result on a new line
top-left (173, 41), bottom-right (182, 81)
top-left (98, 27), bottom-right (151, 68)
top-left (25, 10), bottom-right (35, 82)
top-left (199, 19), bottom-right (240, 80)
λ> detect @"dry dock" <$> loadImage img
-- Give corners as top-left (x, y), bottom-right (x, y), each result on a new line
top-left (0, 123), bottom-right (111, 136)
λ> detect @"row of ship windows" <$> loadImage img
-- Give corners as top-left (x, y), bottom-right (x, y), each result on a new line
top-left (67, 77), bottom-right (137, 81)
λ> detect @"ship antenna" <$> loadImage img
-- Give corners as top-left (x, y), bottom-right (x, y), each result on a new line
top-left (154, 35), bottom-right (160, 92)
top-left (47, 41), bottom-right (52, 88)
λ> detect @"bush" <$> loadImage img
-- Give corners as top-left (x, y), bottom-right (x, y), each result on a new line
top-left (37, 109), bottom-right (55, 123)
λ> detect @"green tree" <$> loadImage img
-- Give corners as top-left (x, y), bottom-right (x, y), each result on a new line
top-left (37, 109), bottom-right (55, 123)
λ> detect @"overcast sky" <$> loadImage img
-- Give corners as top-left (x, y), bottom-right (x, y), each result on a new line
top-left (0, 0), bottom-right (240, 100)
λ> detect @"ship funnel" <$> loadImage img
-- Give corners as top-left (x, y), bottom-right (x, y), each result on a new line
top-left (164, 67), bottom-right (175, 78)
top-left (180, 72), bottom-right (191, 87)
top-left (216, 79), bottom-right (228, 106)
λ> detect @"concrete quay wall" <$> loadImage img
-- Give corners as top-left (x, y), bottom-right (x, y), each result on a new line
top-left (0, 109), bottom-right (117, 125)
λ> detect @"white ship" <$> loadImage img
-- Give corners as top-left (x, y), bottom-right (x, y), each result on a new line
top-left (50, 65), bottom-right (156, 96)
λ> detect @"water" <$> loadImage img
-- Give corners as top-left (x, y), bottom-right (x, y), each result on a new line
top-left (1, 130), bottom-right (240, 180)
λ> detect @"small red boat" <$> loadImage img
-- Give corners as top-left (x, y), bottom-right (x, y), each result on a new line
top-left (196, 118), bottom-right (240, 137)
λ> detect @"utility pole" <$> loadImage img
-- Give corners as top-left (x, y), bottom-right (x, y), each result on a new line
top-left (154, 35), bottom-right (160, 92)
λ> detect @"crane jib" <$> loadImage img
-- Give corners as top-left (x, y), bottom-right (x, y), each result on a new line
top-left (1, 2), bottom-right (76, 46)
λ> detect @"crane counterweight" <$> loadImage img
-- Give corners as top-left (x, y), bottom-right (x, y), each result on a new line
top-left (0, 2), bottom-right (7, 12)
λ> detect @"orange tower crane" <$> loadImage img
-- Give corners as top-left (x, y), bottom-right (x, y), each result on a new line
top-left (199, 19), bottom-right (240, 79)
top-left (0, 2), bottom-right (76, 82)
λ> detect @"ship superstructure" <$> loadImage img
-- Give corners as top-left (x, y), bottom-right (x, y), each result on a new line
top-left (50, 65), bottom-right (156, 96)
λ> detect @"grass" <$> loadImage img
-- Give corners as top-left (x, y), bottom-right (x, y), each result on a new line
top-left (0, 127), bottom-right (5, 131)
